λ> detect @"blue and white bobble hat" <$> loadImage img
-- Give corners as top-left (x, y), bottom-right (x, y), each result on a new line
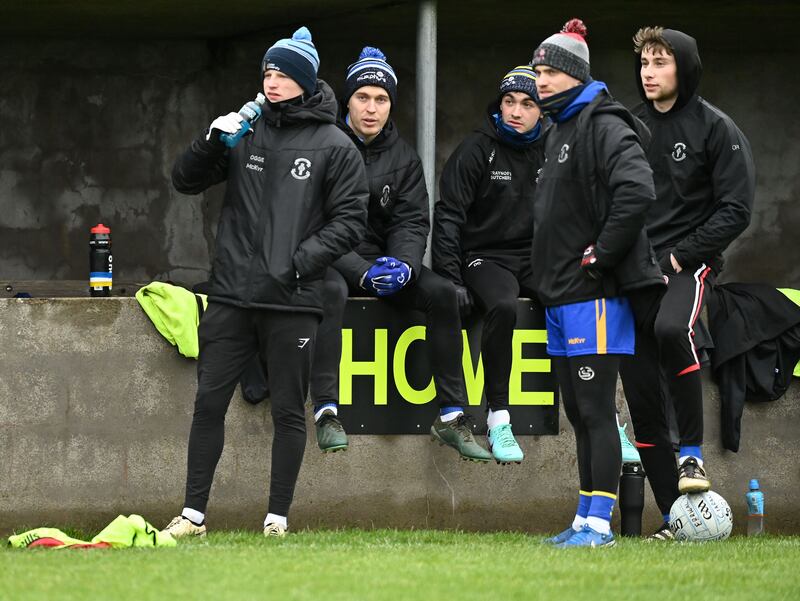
top-left (344, 46), bottom-right (398, 105)
top-left (499, 65), bottom-right (538, 99)
top-left (262, 26), bottom-right (320, 97)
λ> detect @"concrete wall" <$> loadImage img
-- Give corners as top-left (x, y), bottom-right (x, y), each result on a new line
top-left (1, 3), bottom-right (800, 287)
top-left (1, 297), bottom-right (798, 535)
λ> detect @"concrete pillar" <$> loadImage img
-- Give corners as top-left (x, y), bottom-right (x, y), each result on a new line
top-left (416, 0), bottom-right (437, 266)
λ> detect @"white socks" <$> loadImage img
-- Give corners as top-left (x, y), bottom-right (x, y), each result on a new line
top-left (439, 409), bottom-right (463, 423)
top-left (571, 515), bottom-right (587, 531)
top-left (314, 404), bottom-right (338, 422)
top-left (264, 513), bottom-right (287, 528)
top-left (182, 507), bottom-right (205, 525)
top-left (586, 516), bottom-right (611, 535)
top-left (487, 409), bottom-right (510, 431)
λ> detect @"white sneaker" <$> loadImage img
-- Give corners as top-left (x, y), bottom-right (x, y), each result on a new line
top-left (163, 515), bottom-right (206, 538)
top-left (263, 522), bottom-right (287, 538)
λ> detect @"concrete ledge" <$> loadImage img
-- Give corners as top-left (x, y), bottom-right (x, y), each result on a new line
top-left (1, 298), bottom-right (798, 534)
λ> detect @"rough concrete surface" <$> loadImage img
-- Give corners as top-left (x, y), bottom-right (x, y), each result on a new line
top-left (1, 298), bottom-right (798, 536)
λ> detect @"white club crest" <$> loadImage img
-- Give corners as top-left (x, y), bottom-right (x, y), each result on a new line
top-left (291, 158), bottom-right (312, 180)
top-left (672, 142), bottom-right (687, 162)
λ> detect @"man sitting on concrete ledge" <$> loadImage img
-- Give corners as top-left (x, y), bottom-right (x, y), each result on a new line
top-left (309, 45), bottom-right (492, 462)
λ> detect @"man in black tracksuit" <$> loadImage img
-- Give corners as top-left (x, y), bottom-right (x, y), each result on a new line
top-left (308, 46), bottom-right (492, 462)
top-left (531, 19), bottom-right (663, 547)
top-left (622, 27), bottom-right (755, 536)
top-left (164, 28), bottom-right (368, 538)
top-left (433, 65), bottom-right (546, 464)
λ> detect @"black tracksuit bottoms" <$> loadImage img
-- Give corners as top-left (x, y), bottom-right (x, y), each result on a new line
top-left (184, 302), bottom-right (319, 518)
top-left (461, 255), bottom-right (537, 411)
top-left (310, 265), bottom-right (467, 409)
top-left (620, 264), bottom-right (715, 515)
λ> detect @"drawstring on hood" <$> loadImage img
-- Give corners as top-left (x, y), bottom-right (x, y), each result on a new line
top-left (636, 29), bottom-right (703, 115)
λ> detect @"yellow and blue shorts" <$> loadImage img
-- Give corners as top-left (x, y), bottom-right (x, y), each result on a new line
top-left (545, 298), bottom-right (635, 357)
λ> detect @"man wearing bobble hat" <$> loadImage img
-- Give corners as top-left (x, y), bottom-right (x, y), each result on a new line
top-left (167, 27), bottom-right (368, 538)
top-left (309, 46), bottom-right (493, 463)
top-left (530, 18), bottom-right (663, 547)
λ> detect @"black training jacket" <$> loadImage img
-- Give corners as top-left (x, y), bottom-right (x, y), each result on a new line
top-left (433, 107), bottom-right (546, 285)
top-left (532, 90), bottom-right (663, 307)
top-left (172, 80), bottom-right (368, 314)
top-left (332, 117), bottom-right (430, 289)
top-left (632, 29), bottom-right (755, 272)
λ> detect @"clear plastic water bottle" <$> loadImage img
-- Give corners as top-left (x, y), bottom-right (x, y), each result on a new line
top-left (220, 93), bottom-right (266, 148)
top-left (745, 479), bottom-right (764, 536)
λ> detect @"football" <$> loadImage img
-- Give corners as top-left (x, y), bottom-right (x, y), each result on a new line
top-left (669, 491), bottom-right (733, 542)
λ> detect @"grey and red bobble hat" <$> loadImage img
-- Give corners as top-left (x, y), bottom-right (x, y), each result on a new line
top-left (531, 18), bottom-right (590, 82)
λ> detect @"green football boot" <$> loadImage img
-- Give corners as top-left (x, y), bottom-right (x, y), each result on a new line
top-left (430, 414), bottom-right (492, 462)
top-left (315, 411), bottom-right (349, 453)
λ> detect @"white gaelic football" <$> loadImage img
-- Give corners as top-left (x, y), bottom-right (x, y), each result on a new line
top-left (669, 491), bottom-right (733, 541)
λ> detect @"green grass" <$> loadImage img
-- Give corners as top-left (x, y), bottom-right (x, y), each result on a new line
top-left (2, 530), bottom-right (799, 600)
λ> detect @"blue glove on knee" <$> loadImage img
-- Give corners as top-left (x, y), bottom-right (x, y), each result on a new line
top-left (360, 257), bottom-right (412, 296)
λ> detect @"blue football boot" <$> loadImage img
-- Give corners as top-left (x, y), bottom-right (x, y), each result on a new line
top-left (557, 525), bottom-right (616, 548)
top-left (543, 526), bottom-right (578, 545)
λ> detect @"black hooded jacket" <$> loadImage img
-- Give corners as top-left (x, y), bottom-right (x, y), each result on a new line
top-left (531, 90), bottom-right (664, 307)
top-left (331, 116), bottom-right (430, 289)
top-left (632, 29), bottom-right (755, 272)
top-left (172, 80), bottom-right (368, 314)
top-left (433, 105), bottom-right (546, 285)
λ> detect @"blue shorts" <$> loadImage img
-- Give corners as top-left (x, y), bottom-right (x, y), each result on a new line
top-left (546, 298), bottom-right (635, 357)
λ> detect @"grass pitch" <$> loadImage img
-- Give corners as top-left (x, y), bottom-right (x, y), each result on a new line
top-left (2, 529), bottom-right (799, 600)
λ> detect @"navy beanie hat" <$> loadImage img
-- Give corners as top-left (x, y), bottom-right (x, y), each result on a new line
top-left (262, 26), bottom-right (320, 97)
top-left (499, 65), bottom-right (538, 99)
top-left (344, 46), bottom-right (398, 105)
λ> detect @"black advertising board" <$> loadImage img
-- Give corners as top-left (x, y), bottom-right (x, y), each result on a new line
top-left (335, 298), bottom-right (559, 435)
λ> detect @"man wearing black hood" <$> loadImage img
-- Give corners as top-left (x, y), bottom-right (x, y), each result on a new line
top-left (433, 65), bottom-right (546, 464)
top-left (165, 27), bottom-right (368, 538)
top-left (624, 27), bottom-right (755, 538)
top-left (308, 46), bottom-right (492, 463)
top-left (531, 19), bottom-right (663, 548)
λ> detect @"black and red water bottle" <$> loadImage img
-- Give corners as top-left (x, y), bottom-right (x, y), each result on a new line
top-left (89, 223), bottom-right (112, 297)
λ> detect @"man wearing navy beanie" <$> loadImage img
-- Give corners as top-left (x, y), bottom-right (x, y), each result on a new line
top-left (262, 26), bottom-right (320, 98)
top-left (166, 27), bottom-right (368, 539)
top-left (434, 65), bottom-right (546, 465)
top-left (308, 46), bottom-right (492, 462)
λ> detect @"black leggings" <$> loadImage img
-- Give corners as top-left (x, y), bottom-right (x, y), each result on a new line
top-left (310, 265), bottom-right (467, 409)
top-left (184, 303), bottom-right (318, 518)
top-left (462, 257), bottom-right (537, 411)
top-left (554, 354), bottom-right (621, 496)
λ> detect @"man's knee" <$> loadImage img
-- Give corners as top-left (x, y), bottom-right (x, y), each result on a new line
top-left (322, 271), bottom-right (348, 306)
top-left (653, 313), bottom-right (690, 346)
top-left (420, 275), bottom-right (458, 312)
top-left (271, 401), bottom-right (307, 433)
top-left (485, 296), bottom-right (517, 324)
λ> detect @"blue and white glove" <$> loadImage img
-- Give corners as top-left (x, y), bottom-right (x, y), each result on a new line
top-left (206, 112), bottom-right (243, 142)
top-left (360, 257), bottom-right (412, 296)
